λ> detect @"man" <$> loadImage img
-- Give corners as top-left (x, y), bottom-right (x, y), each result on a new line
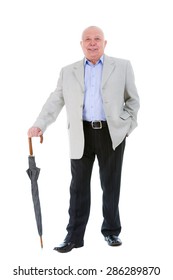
top-left (28, 26), bottom-right (140, 253)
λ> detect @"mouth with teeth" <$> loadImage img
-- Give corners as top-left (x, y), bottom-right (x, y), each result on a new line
top-left (88, 48), bottom-right (98, 52)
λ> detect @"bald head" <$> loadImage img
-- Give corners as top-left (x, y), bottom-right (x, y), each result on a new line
top-left (80, 26), bottom-right (107, 64)
top-left (81, 26), bottom-right (105, 40)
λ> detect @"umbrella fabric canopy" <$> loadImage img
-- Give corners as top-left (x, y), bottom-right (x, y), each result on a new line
top-left (26, 136), bottom-right (43, 248)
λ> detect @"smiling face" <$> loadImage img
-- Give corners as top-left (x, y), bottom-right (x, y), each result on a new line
top-left (80, 26), bottom-right (107, 64)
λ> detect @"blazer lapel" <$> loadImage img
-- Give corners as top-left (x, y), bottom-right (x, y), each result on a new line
top-left (102, 55), bottom-right (116, 88)
top-left (72, 55), bottom-right (116, 90)
top-left (73, 60), bottom-right (85, 91)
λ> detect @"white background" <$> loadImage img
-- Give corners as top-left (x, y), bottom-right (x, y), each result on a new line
top-left (0, 0), bottom-right (173, 279)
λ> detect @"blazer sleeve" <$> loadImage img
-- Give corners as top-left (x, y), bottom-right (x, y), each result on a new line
top-left (124, 61), bottom-right (140, 135)
top-left (33, 69), bottom-right (65, 132)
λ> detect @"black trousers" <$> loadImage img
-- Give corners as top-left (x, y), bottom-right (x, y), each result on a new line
top-left (65, 122), bottom-right (126, 243)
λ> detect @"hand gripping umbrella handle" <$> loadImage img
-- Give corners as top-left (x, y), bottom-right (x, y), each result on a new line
top-left (28, 136), bottom-right (43, 156)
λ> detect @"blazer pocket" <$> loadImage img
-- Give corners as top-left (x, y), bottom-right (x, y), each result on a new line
top-left (120, 110), bottom-right (132, 120)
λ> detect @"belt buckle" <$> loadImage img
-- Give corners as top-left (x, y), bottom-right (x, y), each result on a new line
top-left (91, 121), bottom-right (102, 129)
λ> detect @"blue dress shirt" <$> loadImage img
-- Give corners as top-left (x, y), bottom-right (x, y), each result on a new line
top-left (83, 56), bottom-right (106, 121)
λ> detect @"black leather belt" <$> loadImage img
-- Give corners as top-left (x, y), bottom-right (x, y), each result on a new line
top-left (83, 121), bottom-right (107, 129)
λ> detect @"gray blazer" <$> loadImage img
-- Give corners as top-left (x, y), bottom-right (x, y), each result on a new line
top-left (33, 54), bottom-right (140, 159)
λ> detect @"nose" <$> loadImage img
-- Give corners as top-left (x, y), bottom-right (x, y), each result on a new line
top-left (90, 39), bottom-right (96, 45)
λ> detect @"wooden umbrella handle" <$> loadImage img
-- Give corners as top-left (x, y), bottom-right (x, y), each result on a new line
top-left (28, 135), bottom-right (43, 156)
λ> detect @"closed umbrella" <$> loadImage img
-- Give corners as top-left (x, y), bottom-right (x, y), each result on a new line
top-left (26, 136), bottom-right (43, 248)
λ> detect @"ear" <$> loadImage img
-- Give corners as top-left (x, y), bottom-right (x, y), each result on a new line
top-left (104, 40), bottom-right (107, 47)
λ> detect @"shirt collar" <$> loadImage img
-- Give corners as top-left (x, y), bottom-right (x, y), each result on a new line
top-left (84, 55), bottom-right (104, 66)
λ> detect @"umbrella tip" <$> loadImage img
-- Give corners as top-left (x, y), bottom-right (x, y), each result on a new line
top-left (40, 236), bottom-right (43, 249)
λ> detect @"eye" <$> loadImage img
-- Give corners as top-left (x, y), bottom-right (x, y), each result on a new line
top-left (95, 37), bottom-right (101, 41)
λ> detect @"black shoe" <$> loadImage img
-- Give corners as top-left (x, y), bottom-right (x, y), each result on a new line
top-left (105, 235), bottom-right (122, 246)
top-left (54, 241), bottom-right (84, 253)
